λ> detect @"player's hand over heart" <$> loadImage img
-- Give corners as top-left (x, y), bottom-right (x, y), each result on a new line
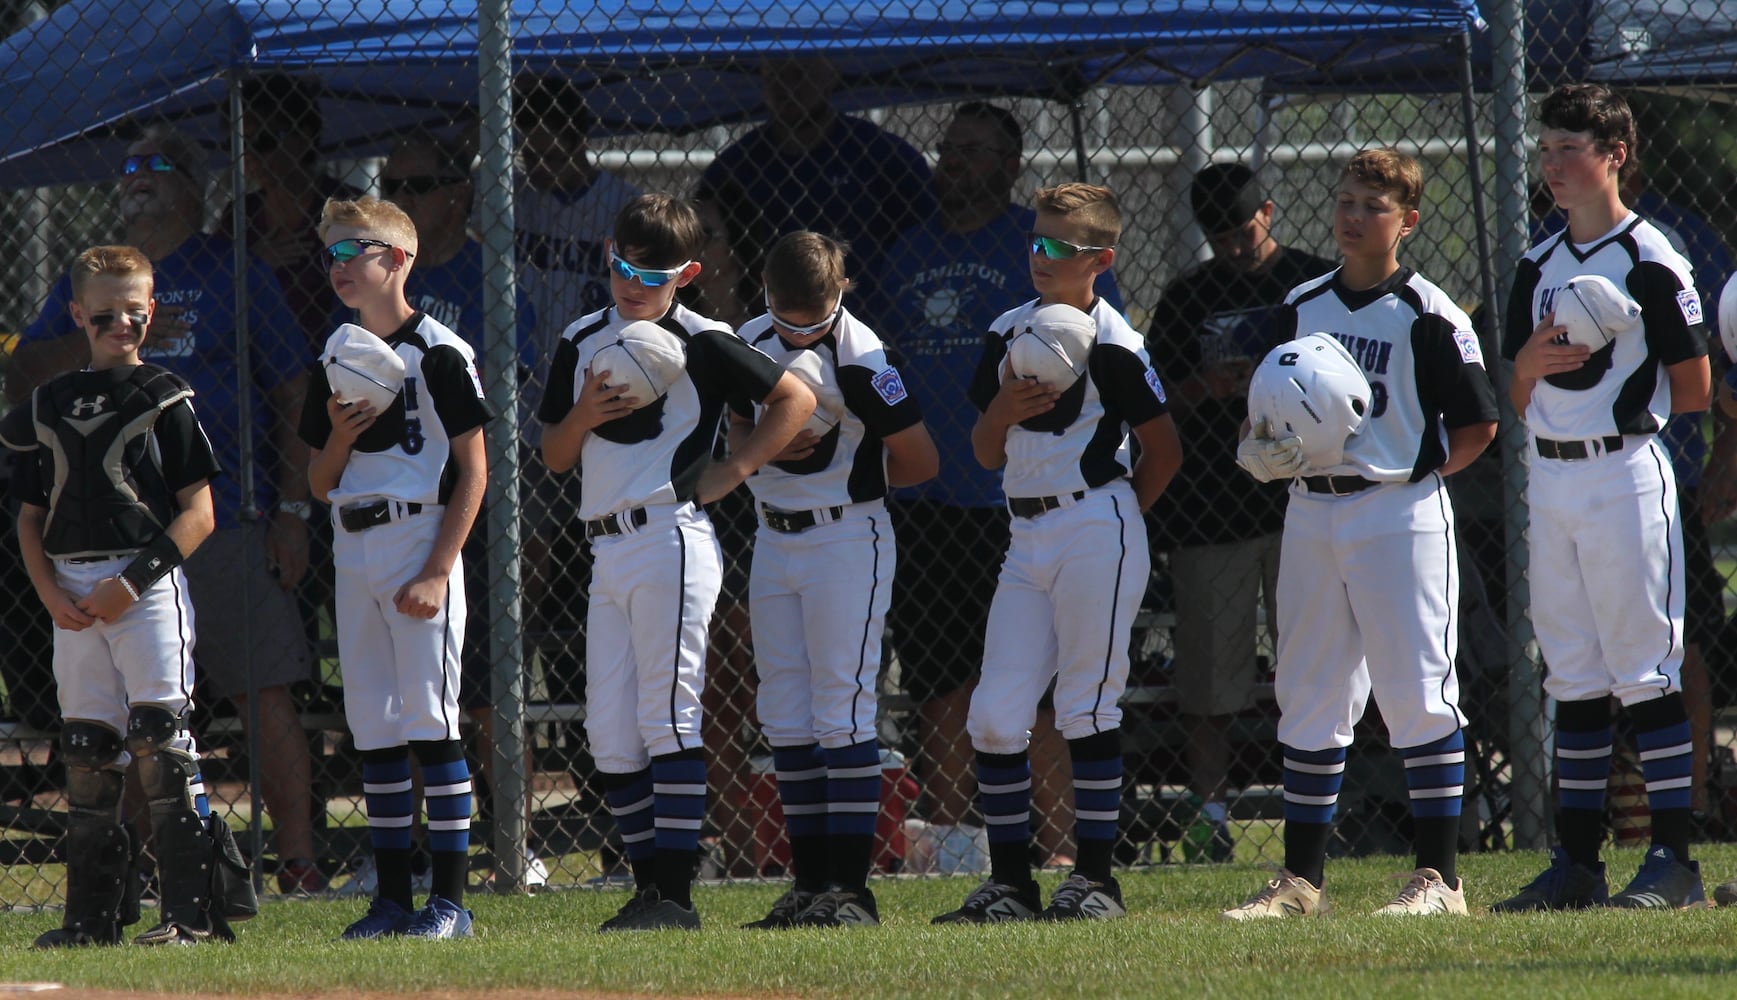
top-left (1513, 312), bottom-right (1591, 380)
top-left (325, 396), bottom-right (377, 449)
top-left (567, 366), bottom-right (638, 431)
top-left (394, 572), bottom-right (448, 620)
top-left (987, 363), bottom-right (1061, 427)
top-left (772, 429), bottom-right (819, 463)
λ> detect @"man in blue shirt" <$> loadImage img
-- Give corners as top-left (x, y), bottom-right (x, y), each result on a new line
top-left (875, 103), bottom-right (1121, 873)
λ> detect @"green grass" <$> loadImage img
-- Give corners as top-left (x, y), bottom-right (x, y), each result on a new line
top-left (6, 848), bottom-right (1737, 998)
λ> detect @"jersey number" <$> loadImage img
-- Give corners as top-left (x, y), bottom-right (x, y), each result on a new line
top-left (402, 376), bottom-right (425, 455)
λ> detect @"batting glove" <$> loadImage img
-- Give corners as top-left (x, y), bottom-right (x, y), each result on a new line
top-left (1236, 419), bottom-right (1307, 483)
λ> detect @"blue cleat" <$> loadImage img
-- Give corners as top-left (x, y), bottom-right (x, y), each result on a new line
top-left (1609, 846), bottom-right (1708, 910)
top-left (401, 895), bottom-right (475, 939)
top-left (339, 896), bottom-right (413, 940)
top-left (1490, 846), bottom-right (1608, 913)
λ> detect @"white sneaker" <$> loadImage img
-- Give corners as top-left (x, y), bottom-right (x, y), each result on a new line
top-left (336, 856), bottom-right (433, 897)
top-left (1375, 868), bottom-right (1467, 915)
top-left (1221, 870), bottom-right (1327, 921)
top-left (523, 847), bottom-right (549, 888)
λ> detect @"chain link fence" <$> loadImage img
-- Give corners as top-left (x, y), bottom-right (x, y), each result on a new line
top-left (0, 0), bottom-right (1733, 907)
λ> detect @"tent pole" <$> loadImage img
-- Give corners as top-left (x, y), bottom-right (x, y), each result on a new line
top-left (1069, 99), bottom-right (1090, 181)
top-left (477, 0), bottom-right (529, 892)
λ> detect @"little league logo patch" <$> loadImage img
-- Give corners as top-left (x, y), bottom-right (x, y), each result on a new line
top-left (1453, 329), bottom-right (1485, 366)
top-left (871, 366), bottom-right (909, 405)
top-left (1678, 288), bottom-right (1704, 327)
top-left (1144, 367), bottom-right (1167, 403)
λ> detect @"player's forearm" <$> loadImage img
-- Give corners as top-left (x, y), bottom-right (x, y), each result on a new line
top-left (1507, 372), bottom-right (1536, 420)
top-left (162, 486), bottom-right (217, 559)
top-left (15, 507), bottom-right (60, 604)
top-left (270, 380), bottom-right (312, 502)
top-left (734, 388), bottom-right (814, 474)
top-left (1129, 416), bottom-right (1184, 511)
top-left (7, 333), bottom-right (89, 405)
top-left (1439, 422), bottom-right (1498, 477)
top-left (970, 415), bottom-right (1010, 470)
top-left (421, 469), bottom-right (484, 580)
top-left (307, 445), bottom-right (352, 503)
top-left (540, 416), bottom-right (588, 474)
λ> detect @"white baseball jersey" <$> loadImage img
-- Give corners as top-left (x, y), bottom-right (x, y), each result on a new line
top-left (733, 307), bottom-right (920, 751)
top-left (1270, 268), bottom-right (1497, 752)
top-left (968, 297), bottom-right (1170, 500)
top-left (1501, 213), bottom-right (1704, 440)
top-left (1284, 268), bottom-right (1500, 481)
top-left (514, 172), bottom-right (643, 360)
top-left (538, 303), bottom-right (786, 521)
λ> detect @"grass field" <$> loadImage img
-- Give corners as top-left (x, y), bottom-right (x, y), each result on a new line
top-left (5, 847), bottom-right (1737, 998)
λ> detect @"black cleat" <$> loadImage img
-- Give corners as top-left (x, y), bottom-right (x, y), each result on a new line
top-left (931, 879), bottom-right (1041, 924)
top-left (1039, 873), bottom-right (1126, 921)
top-left (1491, 847), bottom-right (1609, 913)
top-left (742, 887), bottom-right (816, 930)
top-left (794, 887), bottom-right (880, 927)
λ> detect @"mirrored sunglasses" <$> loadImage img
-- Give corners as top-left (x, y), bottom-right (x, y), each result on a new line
top-left (321, 238), bottom-right (401, 268)
top-left (1029, 232), bottom-right (1113, 260)
top-left (122, 153), bottom-right (175, 176)
top-left (608, 250), bottom-right (689, 288)
top-left (382, 174), bottom-right (466, 198)
top-left (765, 296), bottom-right (843, 337)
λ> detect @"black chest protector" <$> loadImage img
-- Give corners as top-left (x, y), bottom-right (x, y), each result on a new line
top-left (31, 365), bottom-right (192, 557)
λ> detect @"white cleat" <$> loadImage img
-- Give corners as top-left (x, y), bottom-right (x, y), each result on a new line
top-left (1375, 867), bottom-right (1467, 916)
top-left (1221, 869), bottom-right (1327, 921)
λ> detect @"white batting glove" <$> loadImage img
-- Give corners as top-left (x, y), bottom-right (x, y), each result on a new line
top-left (1236, 419), bottom-right (1307, 483)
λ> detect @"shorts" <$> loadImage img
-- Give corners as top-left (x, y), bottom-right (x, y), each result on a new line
top-left (182, 523), bottom-right (312, 700)
top-left (1679, 485), bottom-right (1723, 651)
top-left (1168, 534), bottom-right (1280, 716)
top-left (888, 501), bottom-right (1009, 705)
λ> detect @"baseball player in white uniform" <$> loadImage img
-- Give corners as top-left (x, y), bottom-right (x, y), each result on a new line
top-left (538, 194), bottom-right (815, 932)
top-left (934, 183), bottom-right (1181, 924)
top-left (1496, 84), bottom-right (1711, 912)
top-left (734, 233), bottom-right (938, 929)
top-left (1224, 149), bottom-right (1498, 920)
top-left (302, 198), bottom-right (494, 942)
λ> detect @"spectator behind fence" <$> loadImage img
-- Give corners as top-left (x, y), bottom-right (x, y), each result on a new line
top-left (875, 103), bottom-right (1123, 873)
top-left (9, 125), bottom-right (323, 895)
top-left (703, 57), bottom-right (936, 316)
top-left (381, 130), bottom-right (546, 888)
top-left (1144, 162), bottom-right (1336, 861)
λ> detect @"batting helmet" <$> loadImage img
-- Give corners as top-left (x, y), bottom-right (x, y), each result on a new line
top-left (591, 320), bottom-right (688, 408)
top-left (1719, 271), bottom-right (1737, 365)
top-left (1249, 333), bottom-right (1371, 470)
top-left (322, 323), bottom-right (405, 411)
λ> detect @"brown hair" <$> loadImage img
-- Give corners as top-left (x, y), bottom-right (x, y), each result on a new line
top-left (318, 195), bottom-right (419, 253)
top-left (1034, 182), bottom-right (1121, 247)
top-left (763, 231), bottom-right (850, 313)
top-left (1540, 83), bottom-right (1637, 182)
top-left (613, 193), bottom-right (704, 269)
top-left (1342, 148), bottom-right (1424, 213)
top-left (70, 245), bottom-right (153, 300)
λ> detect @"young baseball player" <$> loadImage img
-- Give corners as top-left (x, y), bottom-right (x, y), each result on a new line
top-left (4, 246), bottom-right (242, 947)
top-left (538, 194), bottom-right (815, 931)
top-left (932, 183), bottom-right (1181, 923)
top-left (1222, 148), bottom-right (1499, 920)
top-left (1495, 84), bottom-right (1711, 912)
top-left (734, 232), bottom-right (938, 928)
top-left (300, 197), bottom-right (494, 940)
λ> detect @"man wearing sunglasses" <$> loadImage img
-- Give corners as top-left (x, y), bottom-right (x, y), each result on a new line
top-left (11, 124), bottom-right (326, 895)
top-left (874, 104), bottom-right (1122, 877)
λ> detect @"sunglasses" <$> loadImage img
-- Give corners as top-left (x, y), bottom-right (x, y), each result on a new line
top-left (765, 296), bottom-right (843, 337)
top-left (1029, 232), bottom-right (1113, 260)
top-left (382, 174), bottom-right (466, 198)
top-left (122, 153), bottom-right (175, 176)
top-left (608, 249), bottom-right (690, 288)
top-left (321, 238), bottom-right (408, 268)
top-left (88, 311), bottom-right (149, 330)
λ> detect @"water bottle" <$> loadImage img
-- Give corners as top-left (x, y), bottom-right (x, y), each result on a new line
top-left (1181, 793), bottom-right (1214, 863)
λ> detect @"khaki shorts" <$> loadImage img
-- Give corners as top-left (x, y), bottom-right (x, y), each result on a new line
top-left (1168, 534), bottom-right (1279, 717)
top-left (182, 523), bottom-right (312, 699)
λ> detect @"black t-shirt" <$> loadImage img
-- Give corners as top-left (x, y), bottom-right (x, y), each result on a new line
top-left (1145, 246), bottom-right (1337, 548)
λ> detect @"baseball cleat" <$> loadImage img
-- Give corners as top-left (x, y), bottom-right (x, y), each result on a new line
top-left (1608, 846), bottom-right (1708, 910)
top-left (33, 924), bottom-right (122, 949)
top-left (1040, 873), bottom-right (1126, 921)
top-left (1220, 870), bottom-right (1326, 921)
top-left (339, 895), bottom-right (414, 940)
top-left (400, 895), bottom-right (475, 939)
top-left (133, 918), bottom-right (218, 946)
top-left (931, 878), bottom-right (1041, 924)
top-left (794, 887), bottom-right (880, 927)
top-left (742, 887), bottom-right (817, 929)
top-left (1490, 847), bottom-right (1608, 912)
top-left (1374, 868), bottom-right (1467, 915)
top-left (598, 888), bottom-right (701, 932)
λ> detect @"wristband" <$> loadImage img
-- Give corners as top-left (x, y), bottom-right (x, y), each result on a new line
top-left (119, 533), bottom-right (185, 597)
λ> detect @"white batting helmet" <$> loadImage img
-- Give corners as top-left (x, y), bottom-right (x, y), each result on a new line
top-left (1718, 271), bottom-right (1737, 364)
top-left (322, 323), bottom-right (405, 411)
top-left (783, 349), bottom-right (845, 437)
top-left (1007, 302), bottom-right (1096, 389)
top-left (591, 320), bottom-right (688, 409)
top-left (1249, 333), bottom-right (1372, 470)
top-left (1553, 273), bottom-right (1641, 350)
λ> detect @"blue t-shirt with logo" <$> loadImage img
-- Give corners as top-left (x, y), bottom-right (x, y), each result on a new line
top-left (875, 204), bottom-right (1122, 507)
top-left (405, 239), bottom-right (539, 377)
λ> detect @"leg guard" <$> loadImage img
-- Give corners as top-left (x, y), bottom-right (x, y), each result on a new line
top-left (132, 743), bottom-right (232, 943)
top-left (35, 761), bottom-right (134, 949)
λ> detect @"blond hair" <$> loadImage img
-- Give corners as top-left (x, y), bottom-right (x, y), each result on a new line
top-left (71, 245), bottom-right (154, 300)
top-left (318, 195), bottom-right (419, 253)
top-left (1342, 148), bottom-right (1424, 213)
top-left (763, 231), bottom-right (849, 313)
top-left (1034, 183), bottom-right (1122, 247)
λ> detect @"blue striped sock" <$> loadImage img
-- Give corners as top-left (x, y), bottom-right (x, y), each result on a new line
top-left (774, 744), bottom-right (829, 842)
top-left (416, 745), bottom-right (473, 855)
top-left (1636, 720), bottom-right (1694, 812)
top-left (825, 740), bottom-right (882, 839)
top-left (1555, 725), bottom-right (1613, 813)
top-left (1401, 730), bottom-right (1465, 819)
top-left (977, 753), bottom-right (1033, 847)
top-left (361, 748), bottom-right (415, 852)
top-left (1282, 745), bottom-right (1346, 826)
top-left (652, 754), bottom-right (707, 855)
top-left (1072, 753), bottom-right (1122, 845)
top-left (602, 768), bottom-right (656, 865)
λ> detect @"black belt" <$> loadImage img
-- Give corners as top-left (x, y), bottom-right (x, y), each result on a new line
top-left (1300, 475), bottom-right (1379, 496)
top-left (762, 505), bottom-right (844, 534)
top-left (339, 500), bottom-right (423, 532)
top-left (65, 552), bottom-right (129, 564)
top-left (584, 506), bottom-right (648, 540)
top-left (1007, 491), bottom-right (1086, 518)
top-left (1535, 435), bottom-right (1623, 461)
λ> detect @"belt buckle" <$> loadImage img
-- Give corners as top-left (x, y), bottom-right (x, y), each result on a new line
top-left (1329, 477), bottom-right (1356, 497)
